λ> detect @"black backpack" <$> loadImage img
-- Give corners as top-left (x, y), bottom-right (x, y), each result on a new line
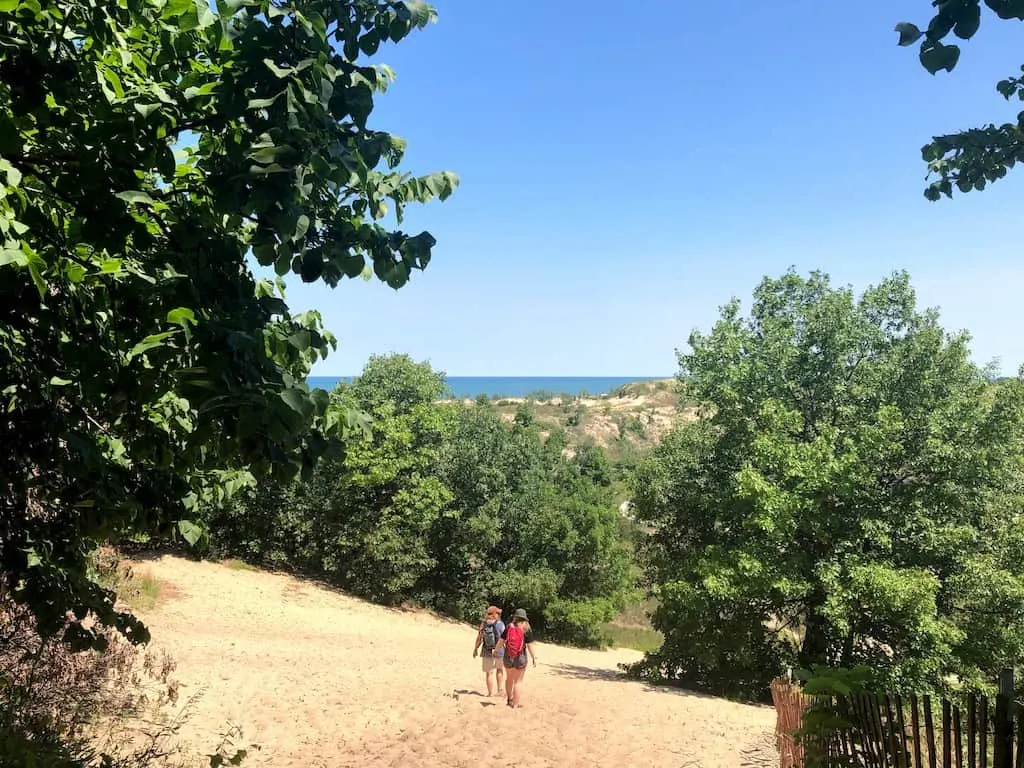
top-left (481, 621), bottom-right (499, 651)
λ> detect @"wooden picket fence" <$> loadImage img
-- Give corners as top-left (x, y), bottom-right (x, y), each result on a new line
top-left (771, 677), bottom-right (812, 768)
top-left (771, 671), bottom-right (1021, 768)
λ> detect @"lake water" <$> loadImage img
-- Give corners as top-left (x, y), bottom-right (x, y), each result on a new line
top-left (306, 375), bottom-right (668, 398)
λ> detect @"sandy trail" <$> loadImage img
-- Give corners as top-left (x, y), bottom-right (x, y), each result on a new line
top-left (136, 556), bottom-right (775, 768)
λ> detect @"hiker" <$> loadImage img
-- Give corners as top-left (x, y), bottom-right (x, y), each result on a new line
top-left (472, 605), bottom-right (506, 696)
top-left (494, 608), bottom-right (536, 708)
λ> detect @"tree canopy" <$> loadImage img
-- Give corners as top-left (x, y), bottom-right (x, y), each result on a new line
top-left (896, 1), bottom-right (1024, 199)
top-left (631, 270), bottom-right (1024, 699)
top-left (0, 0), bottom-right (456, 650)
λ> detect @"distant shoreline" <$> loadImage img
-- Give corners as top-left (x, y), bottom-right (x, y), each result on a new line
top-left (306, 375), bottom-right (673, 399)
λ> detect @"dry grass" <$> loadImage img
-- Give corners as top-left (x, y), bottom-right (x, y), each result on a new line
top-left (94, 546), bottom-right (171, 613)
top-left (0, 594), bottom-right (183, 767)
top-left (0, 547), bottom-right (250, 768)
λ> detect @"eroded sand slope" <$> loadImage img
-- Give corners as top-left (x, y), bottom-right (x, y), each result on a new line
top-left (138, 556), bottom-right (775, 768)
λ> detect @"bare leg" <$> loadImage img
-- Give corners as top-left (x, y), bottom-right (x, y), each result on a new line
top-left (512, 667), bottom-right (525, 708)
top-left (504, 666), bottom-right (516, 704)
top-left (496, 665), bottom-right (505, 697)
top-left (485, 666), bottom-right (494, 696)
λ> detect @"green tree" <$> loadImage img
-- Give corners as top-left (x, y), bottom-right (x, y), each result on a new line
top-left (895, 2), bottom-right (1024, 199)
top-left (344, 352), bottom-right (450, 413)
top-left (313, 355), bottom-right (453, 601)
top-left (632, 270), bottom-right (1024, 698)
top-left (441, 403), bottom-right (635, 644)
top-left (0, 0), bottom-right (456, 648)
top-left (206, 354), bottom-right (454, 602)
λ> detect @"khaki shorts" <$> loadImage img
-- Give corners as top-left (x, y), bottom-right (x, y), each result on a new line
top-left (481, 653), bottom-right (504, 672)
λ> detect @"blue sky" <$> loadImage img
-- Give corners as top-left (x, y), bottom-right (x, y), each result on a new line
top-left (284, 1), bottom-right (1024, 377)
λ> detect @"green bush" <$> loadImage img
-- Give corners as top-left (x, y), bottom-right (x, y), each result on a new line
top-left (544, 597), bottom-right (618, 647)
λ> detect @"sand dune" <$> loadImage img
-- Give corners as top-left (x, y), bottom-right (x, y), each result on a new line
top-left (135, 556), bottom-right (775, 768)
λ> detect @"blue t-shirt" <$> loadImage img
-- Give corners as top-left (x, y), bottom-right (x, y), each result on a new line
top-left (482, 619), bottom-right (505, 657)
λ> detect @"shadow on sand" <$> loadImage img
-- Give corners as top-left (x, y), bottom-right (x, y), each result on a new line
top-left (545, 662), bottom-right (758, 705)
top-left (545, 662), bottom-right (626, 683)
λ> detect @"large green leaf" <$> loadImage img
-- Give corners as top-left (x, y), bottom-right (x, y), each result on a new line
top-left (953, 4), bottom-right (981, 39)
top-left (919, 41), bottom-right (961, 74)
top-left (177, 519), bottom-right (205, 546)
top-left (126, 331), bottom-right (178, 361)
top-left (280, 388), bottom-right (313, 416)
top-left (167, 307), bottom-right (197, 326)
top-left (894, 22), bottom-right (923, 46)
top-left (116, 190), bottom-right (157, 206)
top-left (398, 1), bottom-right (435, 28)
top-left (0, 157), bottom-right (22, 186)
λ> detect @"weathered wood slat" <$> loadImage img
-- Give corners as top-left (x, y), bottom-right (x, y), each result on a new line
top-left (911, 695), bottom-right (924, 768)
top-left (864, 692), bottom-right (886, 768)
top-left (943, 699), bottom-right (952, 768)
top-left (877, 693), bottom-right (895, 768)
top-left (954, 705), bottom-right (964, 768)
top-left (888, 695), bottom-right (904, 768)
top-left (1014, 703), bottom-right (1024, 768)
top-left (982, 695), bottom-right (990, 768)
top-left (830, 695), bottom-right (848, 763)
top-left (838, 695), bottom-right (857, 764)
top-left (995, 670), bottom-right (1014, 768)
top-left (925, 695), bottom-right (938, 768)
top-left (856, 696), bottom-right (880, 765)
top-left (969, 694), bottom-right (978, 768)
top-left (896, 695), bottom-right (910, 768)
top-left (866, 693), bottom-right (888, 768)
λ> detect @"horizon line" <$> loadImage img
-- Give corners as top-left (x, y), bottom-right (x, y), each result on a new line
top-left (307, 373), bottom-right (676, 379)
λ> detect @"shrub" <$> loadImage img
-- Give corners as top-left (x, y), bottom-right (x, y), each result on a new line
top-left (0, 596), bottom-right (180, 767)
top-left (1, 548), bottom-right (250, 767)
top-left (543, 597), bottom-right (618, 647)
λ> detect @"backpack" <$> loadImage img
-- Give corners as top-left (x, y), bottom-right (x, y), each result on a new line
top-left (505, 623), bottom-right (525, 658)
top-left (481, 621), bottom-right (499, 651)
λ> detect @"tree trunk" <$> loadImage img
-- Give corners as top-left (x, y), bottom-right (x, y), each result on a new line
top-left (840, 627), bottom-right (855, 667)
top-left (799, 605), bottom-right (829, 667)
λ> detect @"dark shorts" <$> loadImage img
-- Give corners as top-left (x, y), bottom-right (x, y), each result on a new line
top-left (503, 652), bottom-right (528, 670)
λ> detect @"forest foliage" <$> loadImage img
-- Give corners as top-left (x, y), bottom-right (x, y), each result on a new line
top-left (203, 354), bottom-right (638, 647)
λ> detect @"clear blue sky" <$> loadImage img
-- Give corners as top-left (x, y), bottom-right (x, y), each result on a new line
top-left (284, 1), bottom-right (1024, 377)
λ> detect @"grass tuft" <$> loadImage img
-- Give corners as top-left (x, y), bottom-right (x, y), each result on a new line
top-left (222, 557), bottom-right (258, 572)
top-left (92, 546), bottom-right (167, 612)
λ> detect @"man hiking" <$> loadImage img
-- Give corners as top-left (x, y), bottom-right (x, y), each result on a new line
top-left (472, 605), bottom-right (505, 697)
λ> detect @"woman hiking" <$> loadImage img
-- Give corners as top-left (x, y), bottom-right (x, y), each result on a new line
top-left (494, 608), bottom-right (536, 708)
top-left (472, 605), bottom-right (506, 697)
